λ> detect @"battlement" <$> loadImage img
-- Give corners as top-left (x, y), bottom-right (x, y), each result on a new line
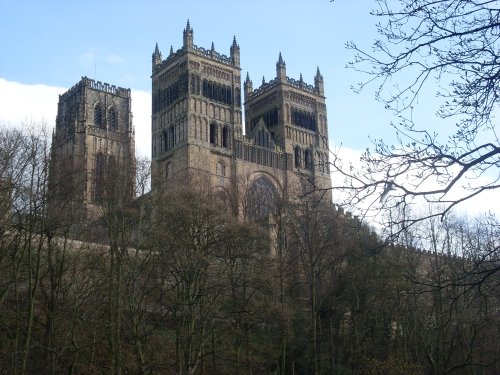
top-left (156, 43), bottom-right (235, 70)
top-left (248, 75), bottom-right (319, 98)
top-left (82, 76), bottom-right (131, 97)
top-left (286, 76), bottom-right (316, 94)
top-left (59, 76), bottom-right (131, 101)
top-left (192, 44), bottom-right (233, 65)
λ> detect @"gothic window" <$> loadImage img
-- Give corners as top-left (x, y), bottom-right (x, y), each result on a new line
top-left (163, 130), bottom-right (168, 152)
top-left (108, 155), bottom-right (116, 169)
top-left (222, 126), bottom-right (229, 148)
top-left (216, 161), bottom-right (226, 177)
top-left (202, 79), bottom-right (233, 105)
top-left (294, 146), bottom-right (301, 168)
top-left (235, 88), bottom-right (240, 106)
top-left (190, 74), bottom-right (196, 93)
top-left (165, 162), bottom-right (172, 178)
top-left (291, 107), bottom-right (317, 131)
top-left (108, 107), bottom-right (118, 131)
top-left (246, 175), bottom-right (280, 221)
top-left (304, 149), bottom-right (312, 170)
top-left (169, 126), bottom-right (175, 149)
top-left (94, 153), bottom-right (105, 202)
top-left (94, 103), bottom-right (104, 129)
top-left (210, 123), bottom-right (218, 145)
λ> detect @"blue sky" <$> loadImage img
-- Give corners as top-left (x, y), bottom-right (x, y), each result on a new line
top-left (0, 0), bottom-right (393, 151)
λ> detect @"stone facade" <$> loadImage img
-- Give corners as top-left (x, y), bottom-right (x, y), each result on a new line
top-left (50, 22), bottom-right (331, 222)
top-left (151, 22), bottom-right (331, 217)
top-left (49, 77), bottom-right (135, 222)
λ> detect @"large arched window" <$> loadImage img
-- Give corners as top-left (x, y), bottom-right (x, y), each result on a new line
top-left (210, 123), bottom-right (218, 145)
top-left (94, 103), bottom-right (104, 129)
top-left (108, 107), bottom-right (118, 131)
top-left (246, 175), bottom-right (280, 221)
top-left (222, 126), bottom-right (229, 148)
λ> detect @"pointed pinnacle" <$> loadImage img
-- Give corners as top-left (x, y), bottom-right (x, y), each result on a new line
top-left (232, 35), bottom-right (238, 47)
top-left (278, 52), bottom-right (284, 64)
top-left (245, 72), bottom-right (251, 82)
top-left (211, 42), bottom-right (215, 51)
top-left (186, 19), bottom-right (191, 31)
top-left (170, 45), bottom-right (174, 54)
top-left (316, 66), bottom-right (322, 78)
top-left (262, 76), bottom-right (266, 85)
top-left (299, 73), bottom-right (303, 81)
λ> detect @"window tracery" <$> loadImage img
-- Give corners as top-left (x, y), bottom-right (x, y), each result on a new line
top-left (108, 107), bottom-right (118, 130)
top-left (94, 103), bottom-right (104, 129)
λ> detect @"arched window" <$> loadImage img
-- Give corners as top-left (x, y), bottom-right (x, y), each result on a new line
top-left (108, 107), bottom-right (117, 131)
top-left (94, 103), bottom-right (104, 129)
top-left (294, 146), bottom-right (301, 168)
top-left (210, 123), bottom-right (217, 145)
top-left (216, 161), bottom-right (226, 176)
top-left (169, 126), bottom-right (175, 149)
top-left (165, 162), bottom-right (172, 178)
top-left (94, 153), bottom-right (105, 202)
top-left (246, 175), bottom-right (280, 221)
top-left (222, 126), bottom-right (229, 148)
top-left (304, 149), bottom-right (312, 170)
top-left (108, 155), bottom-right (116, 169)
top-left (163, 130), bottom-right (168, 152)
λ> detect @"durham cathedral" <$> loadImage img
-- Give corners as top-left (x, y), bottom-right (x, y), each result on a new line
top-left (49, 21), bottom-right (331, 222)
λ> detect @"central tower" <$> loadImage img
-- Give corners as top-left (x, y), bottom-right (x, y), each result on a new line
top-left (151, 21), bottom-right (242, 192)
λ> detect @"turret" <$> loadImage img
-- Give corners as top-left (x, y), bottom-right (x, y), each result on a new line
top-left (276, 52), bottom-right (286, 82)
top-left (152, 43), bottom-right (162, 70)
top-left (230, 35), bottom-right (240, 67)
top-left (315, 66), bottom-right (324, 96)
top-left (244, 72), bottom-right (253, 99)
top-left (183, 19), bottom-right (194, 49)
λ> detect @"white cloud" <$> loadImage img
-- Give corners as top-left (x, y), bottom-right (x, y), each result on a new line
top-left (77, 51), bottom-right (124, 69)
top-left (78, 51), bottom-right (97, 67)
top-left (131, 89), bottom-right (151, 158)
top-left (106, 53), bottom-right (125, 65)
top-left (0, 77), bottom-right (151, 157)
top-left (328, 144), bottom-right (500, 218)
top-left (0, 78), bottom-right (62, 127)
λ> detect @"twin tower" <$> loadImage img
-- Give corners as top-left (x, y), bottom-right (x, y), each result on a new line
top-left (50, 22), bottom-right (331, 221)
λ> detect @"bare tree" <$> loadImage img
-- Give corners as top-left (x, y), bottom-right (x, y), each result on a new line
top-left (331, 0), bottom-right (500, 231)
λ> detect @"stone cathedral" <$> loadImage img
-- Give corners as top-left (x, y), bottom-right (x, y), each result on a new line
top-left (49, 21), bottom-right (331, 222)
top-left (49, 78), bottom-right (135, 221)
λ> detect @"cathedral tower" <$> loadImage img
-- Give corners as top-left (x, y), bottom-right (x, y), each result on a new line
top-left (151, 23), bottom-right (331, 218)
top-left (243, 55), bottom-right (330, 192)
top-left (49, 77), bottom-right (135, 222)
top-left (151, 21), bottom-right (243, 193)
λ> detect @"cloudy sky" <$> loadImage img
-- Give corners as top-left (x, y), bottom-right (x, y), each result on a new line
top-left (0, 0), bottom-right (497, 217)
